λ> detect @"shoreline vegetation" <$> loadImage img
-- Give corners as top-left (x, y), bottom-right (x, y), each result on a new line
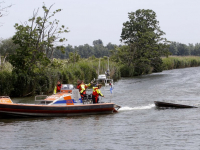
top-left (1, 56), bottom-right (200, 97)
top-left (162, 56), bottom-right (200, 70)
top-left (0, 57), bottom-right (120, 97)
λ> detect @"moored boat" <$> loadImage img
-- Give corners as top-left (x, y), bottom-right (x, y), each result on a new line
top-left (96, 57), bottom-right (114, 87)
top-left (0, 84), bottom-right (120, 118)
top-left (154, 101), bottom-right (198, 109)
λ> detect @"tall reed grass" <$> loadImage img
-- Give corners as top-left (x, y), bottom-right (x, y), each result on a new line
top-left (0, 57), bottom-right (120, 96)
top-left (162, 56), bottom-right (200, 70)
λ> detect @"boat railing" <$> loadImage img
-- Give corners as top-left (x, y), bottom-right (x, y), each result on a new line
top-left (0, 96), bottom-right (11, 99)
top-left (35, 95), bottom-right (48, 105)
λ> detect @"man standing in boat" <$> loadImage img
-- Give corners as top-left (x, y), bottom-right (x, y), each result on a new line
top-left (92, 84), bottom-right (104, 103)
top-left (54, 81), bottom-right (62, 94)
top-left (77, 80), bottom-right (92, 100)
top-left (77, 80), bottom-right (82, 90)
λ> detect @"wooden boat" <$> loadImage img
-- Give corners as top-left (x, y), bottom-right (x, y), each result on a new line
top-left (154, 101), bottom-right (198, 108)
top-left (0, 84), bottom-right (120, 118)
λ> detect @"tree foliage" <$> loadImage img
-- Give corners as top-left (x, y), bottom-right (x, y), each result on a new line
top-left (0, 38), bottom-right (18, 55)
top-left (68, 52), bottom-right (80, 63)
top-left (9, 3), bottom-right (69, 73)
top-left (0, 38), bottom-right (18, 65)
top-left (53, 40), bottom-right (117, 59)
top-left (113, 9), bottom-right (170, 75)
top-left (93, 39), bottom-right (103, 46)
top-left (0, 1), bottom-right (12, 19)
top-left (169, 42), bottom-right (200, 56)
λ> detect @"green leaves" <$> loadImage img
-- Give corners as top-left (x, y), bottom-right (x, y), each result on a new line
top-left (69, 52), bottom-right (80, 63)
top-left (117, 9), bottom-right (170, 75)
top-left (9, 3), bottom-right (69, 75)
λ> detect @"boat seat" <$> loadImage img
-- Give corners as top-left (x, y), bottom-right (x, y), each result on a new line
top-left (82, 94), bottom-right (93, 104)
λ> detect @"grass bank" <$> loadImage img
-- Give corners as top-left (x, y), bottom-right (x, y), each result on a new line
top-left (162, 56), bottom-right (200, 70)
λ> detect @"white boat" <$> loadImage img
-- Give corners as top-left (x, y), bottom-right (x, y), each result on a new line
top-left (96, 57), bottom-right (114, 87)
top-left (97, 75), bottom-right (113, 87)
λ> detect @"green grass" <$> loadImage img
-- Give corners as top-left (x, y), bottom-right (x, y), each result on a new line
top-left (162, 56), bottom-right (200, 70)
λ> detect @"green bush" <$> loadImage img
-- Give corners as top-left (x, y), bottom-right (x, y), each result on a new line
top-left (0, 70), bottom-right (13, 96)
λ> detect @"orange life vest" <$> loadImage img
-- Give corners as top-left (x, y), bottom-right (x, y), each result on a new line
top-left (92, 87), bottom-right (103, 97)
top-left (77, 84), bottom-right (82, 92)
top-left (57, 84), bottom-right (62, 92)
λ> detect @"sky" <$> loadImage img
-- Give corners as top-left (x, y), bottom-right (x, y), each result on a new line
top-left (0, 0), bottom-right (200, 46)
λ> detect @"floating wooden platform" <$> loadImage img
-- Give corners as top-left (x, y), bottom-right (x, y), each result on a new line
top-left (154, 101), bottom-right (198, 109)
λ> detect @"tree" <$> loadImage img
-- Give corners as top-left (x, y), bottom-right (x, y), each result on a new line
top-left (9, 3), bottom-right (69, 73)
top-left (69, 52), bottom-right (80, 63)
top-left (177, 43), bottom-right (189, 56)
top-left (0, 38), bottom-right (18, 55)
top-left (0, 38), bottom-right (18, 65)
top-left (106, 42), bottom-right (116, 51)
top-left (119, 9), bottom-right (169, 75)
top-left (0, 1), bottom-right (12, 66)
top-left (188, 43), bottom-right (194, 55)
top-left (169, 42), bottom-right (178, 55)
top-left (0, 1), bottom-right (12, 26)
top-left (0, 1), bottom-right (12, 17)
top-left (192, 43), bottom-right (200, 56)
top-left (93, 39), bottom-right (103, 46)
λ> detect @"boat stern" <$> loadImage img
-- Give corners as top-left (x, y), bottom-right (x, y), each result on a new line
top-left (0, 96), bottom-right (13, 104)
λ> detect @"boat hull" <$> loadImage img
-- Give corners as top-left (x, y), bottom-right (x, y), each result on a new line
top-left (154, 101), bottom-right (198, 108)
top-left (0, 103), bottom-right (116, 118)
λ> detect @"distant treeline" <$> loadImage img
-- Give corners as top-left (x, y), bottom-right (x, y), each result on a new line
top-left (169, 42), bottom-right (200, 56)
top-left (55, 41), bottom-right (200, 59)
top-left (2, 38), bottom-right (200, 60)
top-left (53, 39), bottom-right (118, 59)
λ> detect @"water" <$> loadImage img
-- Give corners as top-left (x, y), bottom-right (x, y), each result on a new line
top-left (1, 67), bottom-right (200, 149)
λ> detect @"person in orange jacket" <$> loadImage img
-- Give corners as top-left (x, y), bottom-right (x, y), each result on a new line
top-left (53, 81), bottom-right (62, 94)
top-left (77, 80), bottom-right (82, 91)
top-left (77, 80), bottom-right (92, 100)
top-left (92, 84), bottom-right (104, 104)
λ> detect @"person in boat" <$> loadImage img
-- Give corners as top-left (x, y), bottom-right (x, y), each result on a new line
top-left (53, 81), bottom-right (62, 94)
top-left (109, 81), bottom-right (112, 88)
top-left (77, 80), bottom-right (92, 100)
top-left (92, 84), bottom-right (104, 104)
top-left (77, 79), bottom-right (82, 90)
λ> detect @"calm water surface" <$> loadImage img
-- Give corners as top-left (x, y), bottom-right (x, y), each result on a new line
top-left (1, 67), bottom-right (200, 150)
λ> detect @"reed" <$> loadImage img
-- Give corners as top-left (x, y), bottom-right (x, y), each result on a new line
top-left (162, 56), bottom-right (200, 70)
top-left (0, 57), bottom-right (121, 96)
top-left (4, 56), bottom-right (200, 97)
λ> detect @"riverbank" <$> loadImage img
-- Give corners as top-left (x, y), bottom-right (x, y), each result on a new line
top-left (0, 57), bottom-right (120, 96)
top-left (162, 56), bottom-right (200, 70)
top-left (119, 56), bottom-right (200, 77)
top-left (1, 56), bottom-right (200, 97)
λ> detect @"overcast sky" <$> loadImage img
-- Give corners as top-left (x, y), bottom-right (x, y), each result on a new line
top-left (0, 0), bottom-right (200, 46)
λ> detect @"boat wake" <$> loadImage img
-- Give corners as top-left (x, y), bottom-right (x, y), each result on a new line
top-left (119, 104), bottom-right (155, 111)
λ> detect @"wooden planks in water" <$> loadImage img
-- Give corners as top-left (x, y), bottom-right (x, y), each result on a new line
top-left (154, 101), bottom-right (198, 109)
